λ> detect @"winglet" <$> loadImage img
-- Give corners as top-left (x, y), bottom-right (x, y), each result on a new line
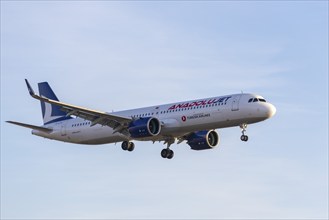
top-left (25, 79), bottom-right (36, 97)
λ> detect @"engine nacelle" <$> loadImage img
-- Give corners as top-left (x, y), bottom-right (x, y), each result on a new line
top-left (187, 130), bottom-right (219, 150)
top-left (128, 117), bottom-right (161, 138)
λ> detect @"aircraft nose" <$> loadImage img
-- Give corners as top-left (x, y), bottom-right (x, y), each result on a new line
top-left (266, 103), bottom-right (276, 118)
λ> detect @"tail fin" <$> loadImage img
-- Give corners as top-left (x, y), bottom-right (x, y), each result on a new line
top-left (38, 82), bottom-right (72, 125)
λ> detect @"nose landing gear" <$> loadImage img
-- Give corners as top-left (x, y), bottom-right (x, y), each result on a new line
top-left (240, 123), bottom-right (249, 142)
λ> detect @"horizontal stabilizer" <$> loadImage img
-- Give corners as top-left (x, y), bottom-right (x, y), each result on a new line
top-left (6, 121), bottom-right (53, 133)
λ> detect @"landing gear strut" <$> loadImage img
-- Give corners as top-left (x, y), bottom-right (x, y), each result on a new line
top-left (240, 123), bottom-right (249, 142)
top-left (121, 141), bottom-right (135, 152)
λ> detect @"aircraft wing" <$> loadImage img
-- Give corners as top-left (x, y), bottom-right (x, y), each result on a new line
top-left (25, 79), bottom-right (132, 134)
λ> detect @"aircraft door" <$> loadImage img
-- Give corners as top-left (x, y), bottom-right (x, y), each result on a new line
top-left (231, 94), bottom-right (242, 111)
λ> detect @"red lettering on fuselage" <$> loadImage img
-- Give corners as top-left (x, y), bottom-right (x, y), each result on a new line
top-left (168, 105), bottom-right (176, 110)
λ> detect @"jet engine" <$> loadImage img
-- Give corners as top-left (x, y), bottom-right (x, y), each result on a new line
top-left (187, 130), bottom-right (219, 150)
top-left (128, 117), bottom-right (161, 138)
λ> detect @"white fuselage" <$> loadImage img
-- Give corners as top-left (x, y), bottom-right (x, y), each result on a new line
top-left (32, 93), bottom-right (276, 145)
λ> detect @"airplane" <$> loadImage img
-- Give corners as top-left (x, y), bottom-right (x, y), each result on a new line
top-left (7, 79), bottom-right (276, 159)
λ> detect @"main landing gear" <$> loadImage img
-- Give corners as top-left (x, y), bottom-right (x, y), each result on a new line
top-left (121, 141), bottom-right (135, 152)
top-left (240, 123), bottom-right (249, 142)
top-left (161, 138), bottom-right (175, 159)
top-left (121, 139), bottom-right (176, 159)
top-left (161, 148), bottom-right (174, 159)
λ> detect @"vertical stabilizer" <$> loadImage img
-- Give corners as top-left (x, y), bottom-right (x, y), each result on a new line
top-left (38, 82), bottom-right (72, 125)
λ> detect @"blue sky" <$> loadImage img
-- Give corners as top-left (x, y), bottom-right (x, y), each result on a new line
top-left (1, 1), bottom-right (328, 219)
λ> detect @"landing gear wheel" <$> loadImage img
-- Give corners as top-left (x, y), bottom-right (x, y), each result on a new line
top-left (167, 150), bottom-right (174, 159)
top-left (122, 141), bottom-right (134, 151)
top-left (244, 135), bottom-right (248, 141)
top-left (240, 135), bottom-right (249, 142)
top-left (127, 142), bottom-right (135, 152)
top-left (161, 149), bottom-right (168, 158)
top-left (121, 141), bottom-right (129, 151)
top-left (161, 149), bottom-right (174, 159)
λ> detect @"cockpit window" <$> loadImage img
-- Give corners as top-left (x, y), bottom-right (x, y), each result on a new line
top-left (249, 97), bottom-right (267, 103)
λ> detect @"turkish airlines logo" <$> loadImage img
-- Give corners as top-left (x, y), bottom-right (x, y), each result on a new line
top-left (181, 116), bottom-right (186, 122)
